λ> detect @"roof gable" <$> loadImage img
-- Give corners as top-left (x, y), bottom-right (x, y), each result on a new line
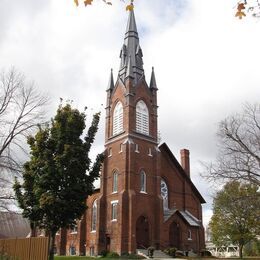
top-left (159, 142), bottom-right (206, 204)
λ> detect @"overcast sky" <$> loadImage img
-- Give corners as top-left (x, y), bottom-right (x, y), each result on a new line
top-left (1, 0), bottom-right (260, 226)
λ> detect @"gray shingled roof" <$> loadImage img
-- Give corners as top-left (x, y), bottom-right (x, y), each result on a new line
top-left (179, 210), bottom-right (201, 227)
top-left (0, 212), bottom-right (30, 239)
top-left (163, 209), bottom-right (201, 227)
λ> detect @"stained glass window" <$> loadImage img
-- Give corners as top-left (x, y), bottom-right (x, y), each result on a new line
top-left (161, 179), bottom-right (168, 210)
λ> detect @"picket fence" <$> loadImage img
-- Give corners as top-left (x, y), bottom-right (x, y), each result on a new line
top-left (0, 237), bottom-right (49, 260)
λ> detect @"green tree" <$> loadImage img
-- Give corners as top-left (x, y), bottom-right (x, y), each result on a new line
top-left (244, 239), bottom-right (260, 256)
top-left (14, 103), bottom-right (104, 260)
top-left (210, 181), bottom-right (260, 258)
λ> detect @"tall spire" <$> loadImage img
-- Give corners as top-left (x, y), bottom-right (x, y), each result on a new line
top-left (118, 7), bottom-right (144, 85)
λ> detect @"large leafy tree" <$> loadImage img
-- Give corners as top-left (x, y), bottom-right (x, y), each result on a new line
top-left (14, 103), bottom-right (104, 260)
top-left (210, 181), bottom-right (260, 258)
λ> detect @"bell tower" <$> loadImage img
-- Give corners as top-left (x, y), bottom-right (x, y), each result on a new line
top-left (98, 6), bottom-right (162, 254)
top-left (105, 8), bottom-right (158, 142)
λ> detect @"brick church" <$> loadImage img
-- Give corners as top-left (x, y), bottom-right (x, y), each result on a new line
top-left (56, 7), bottom-right (205, 256)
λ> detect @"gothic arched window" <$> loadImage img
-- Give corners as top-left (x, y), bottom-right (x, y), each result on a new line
top-left (140, 171), bottom-right (146, 193)
top-left (113, 101), bottom-right (123, 136)
top-left (136, 100), bottom-right (149, 135)
top-left (112, 171), bottom-right (118, 193)
top-left (161, 179), bottom-right (168, 211)
top-left (91, 200), bottom-right (97, 231)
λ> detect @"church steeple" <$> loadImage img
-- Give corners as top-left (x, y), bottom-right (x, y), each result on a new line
top-left (118, 7), bottom-right (144, 84)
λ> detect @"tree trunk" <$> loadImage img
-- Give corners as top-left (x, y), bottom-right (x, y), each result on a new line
top-left (239, 244), bottom-right (243, 259)
top-left (30, 222), bottom-right (37, 237)
top-left (48, 231), bottom-right (56, 260)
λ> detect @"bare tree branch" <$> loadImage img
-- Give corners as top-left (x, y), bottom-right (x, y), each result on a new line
top-left (0, 67), bottom-right (48, 210)
top-left (201, 103), bottom-right (260, 185)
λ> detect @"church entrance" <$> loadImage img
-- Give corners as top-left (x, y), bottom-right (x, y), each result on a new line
top-left (169, 222), bottom-right (180, 249)
top-left (136, 216), bottom-right (149, 248)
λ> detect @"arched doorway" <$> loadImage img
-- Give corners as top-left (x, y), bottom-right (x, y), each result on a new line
top-left (136, 216), bottom-right (149, 248)
top-left (169, 222), bottom-right (180, 249)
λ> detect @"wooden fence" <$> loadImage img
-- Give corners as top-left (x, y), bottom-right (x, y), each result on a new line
top-left (0, 237), bottom-right (49, 260)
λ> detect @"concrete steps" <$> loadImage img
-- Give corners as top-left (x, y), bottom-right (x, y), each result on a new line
top-left (137, 249), bottom-right (172, 258)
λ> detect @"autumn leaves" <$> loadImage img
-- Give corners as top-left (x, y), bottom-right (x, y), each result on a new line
top-left (73, 0), bottom-right (259, 19)
top-left (235, 0), bottom-right (260, 19)
top-left (74, 0), bottom-right (134, 10)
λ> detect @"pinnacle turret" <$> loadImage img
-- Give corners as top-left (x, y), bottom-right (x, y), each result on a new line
top-left (118, 8), bottom-right (144, 85)
top-left (107, 69), bottom-right (114, 91)
top-left (150, 67), bottom-right (158, 90)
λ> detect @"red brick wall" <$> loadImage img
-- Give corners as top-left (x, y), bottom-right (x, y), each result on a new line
top-left (59, 77), bottom-right (205, 256)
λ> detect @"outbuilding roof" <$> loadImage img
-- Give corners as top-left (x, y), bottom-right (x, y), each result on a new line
top-left (0, 212), bottom-right (30, 239)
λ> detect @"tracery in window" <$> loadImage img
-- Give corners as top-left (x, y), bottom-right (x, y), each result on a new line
top-left (113, 101), bottom-right (123, 135)
top-left (136, 100), bottom-right (149, 135)
top-left (112, 171), bottom-right (118, 193)
top-left (140, 171), bottom-right (146, 193)
top-left (91, 200), bottom-right (97, 231)
top-left (161, 179), bottom-right (169, 211)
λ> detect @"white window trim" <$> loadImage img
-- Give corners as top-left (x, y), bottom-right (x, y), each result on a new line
top-left (148, 148), bottom-right (153, 157)
top-left (135, 144), bottom-right (140, 153)
top-left (111, 200), bottom-right (119, 204)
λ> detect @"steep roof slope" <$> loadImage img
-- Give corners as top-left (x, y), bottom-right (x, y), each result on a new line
top-left (159, 142), bottom-right (206, 204)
